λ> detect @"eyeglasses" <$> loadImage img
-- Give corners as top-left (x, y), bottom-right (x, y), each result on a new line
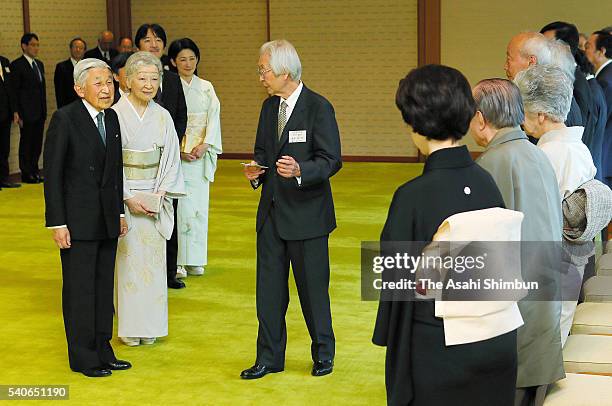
top-left (257, 66), bottom-right (273, 77)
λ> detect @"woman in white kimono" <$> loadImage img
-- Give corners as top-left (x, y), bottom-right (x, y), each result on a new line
top-left (113, 51), bottom-right (185, 346)
top-left (168, 38), bottom-right (222, 278)
top-left (515, 64), bottom-right (596, 346)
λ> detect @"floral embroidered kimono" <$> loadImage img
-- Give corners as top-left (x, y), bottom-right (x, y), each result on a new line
top-left (112, 96), bottom-right (185, 339)
top-left (177, 76), bottom-right (222, 267)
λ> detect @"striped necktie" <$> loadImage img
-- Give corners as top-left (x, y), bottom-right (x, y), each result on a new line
top-left (278, 101), bottom-right (288, 140)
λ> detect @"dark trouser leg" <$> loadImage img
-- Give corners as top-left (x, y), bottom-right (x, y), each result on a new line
top-left (288, 235), bottom-right (335, 362)
top-left (30, 118), bottom-right (44, 176)
top-left (19, 118), bottom-right (44, 178)
top-left (255, 209), bottom-right (290, 369)
top-left (166, 199), bottom-right (178, 281)
top-left (61, 240), bottom-right (103, 371)
top-left (0, 120), bottom-right (10, 182)
top-left (95, 238), bottom-right (118, 364)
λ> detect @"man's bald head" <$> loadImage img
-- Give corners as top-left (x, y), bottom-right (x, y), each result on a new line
top-left (98, 30), bottom-right (114, 52)
top-left (504, 32), bottom-right (552, 79)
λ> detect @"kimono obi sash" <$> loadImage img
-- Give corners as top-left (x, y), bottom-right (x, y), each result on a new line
top-left (181, 112), bottom-right (207, 153)
top-left (123, 146), bottom-right (162, 180)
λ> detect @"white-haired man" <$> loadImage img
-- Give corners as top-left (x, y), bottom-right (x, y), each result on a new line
top-left (242, 39), bottom-right (342, 379)
top-left (505, 32), bottom-right (583, 128)
top-left (44, 58), bottom-right (130, 377)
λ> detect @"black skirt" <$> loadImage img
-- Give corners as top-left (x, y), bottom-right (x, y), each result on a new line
top-left (409, 301), bottom-right (517, 406)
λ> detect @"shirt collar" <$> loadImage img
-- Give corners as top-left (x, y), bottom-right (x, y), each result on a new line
top-left (423, 145), bottom-right (474, 172)
top-left (595, 59), bottom-right (612, 78)
top-left (281, 81), bottom-right (303, 110)
top-left (23, 54), bottom-right (35, 65)
top-left (486, 126), bottom-right (526, 150)
top-left (70, 58), bottom-right (78, 66)
top-left (82, 99), bottom-right (103, 121)
top-left (537, 126), bottom-right (584, 146)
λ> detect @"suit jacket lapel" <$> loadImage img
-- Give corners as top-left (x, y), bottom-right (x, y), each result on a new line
top-left (101, 112), bottom-right (118, 185)
top-left (76, 101), bottom-right (106, 159)
top-left (276, 87), bottom-right (308, 153)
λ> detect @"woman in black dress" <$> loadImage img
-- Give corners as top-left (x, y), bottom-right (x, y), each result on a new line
top-left (372, 65), bottom-right (518, 406)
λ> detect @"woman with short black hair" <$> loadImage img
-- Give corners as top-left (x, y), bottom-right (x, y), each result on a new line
top-left (373, 64), bottom-right (520, 406)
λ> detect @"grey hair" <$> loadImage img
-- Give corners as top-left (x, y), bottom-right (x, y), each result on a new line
top-left (514, 64), bottom-right (573, 123)
top-left (73, 58), bottom-right (111, 87)
top-left (473, 79), bottom-right (524, 128)
top-left (549, 39), bottom-right (576, 81)
top-left (259, 39), bottom-right (302, 81)
top-left (124, 51), bottom-right (163, 79)
top-left (520, 32), bottom-right (552, 65)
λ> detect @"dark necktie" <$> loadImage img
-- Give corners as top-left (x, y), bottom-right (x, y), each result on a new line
top-left (278, 101), bottom-right (288, 140)
top-left (31, 60), bottom-right (42, 82)
top-left (96, 112), bottom-right (106, 146)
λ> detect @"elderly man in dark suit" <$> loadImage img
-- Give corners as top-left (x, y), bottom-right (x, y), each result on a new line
top-left (84, 30), bottom-right (117, 64)
top-left (135, 22), bottom-right (188, 289)
top-left (44, 58), bottom-right (131, 377)
top-left (54, 37), bottom-right (86, 108)
top-left (0, 53), bottom-right (20, 189)
top-left (241, 39), bottom-right (342, 380)
top-left (10, 33), bottom-right (46, 184)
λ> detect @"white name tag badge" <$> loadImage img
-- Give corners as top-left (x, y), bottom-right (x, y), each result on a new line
top-left (288, 130), bottom-right (307, 143)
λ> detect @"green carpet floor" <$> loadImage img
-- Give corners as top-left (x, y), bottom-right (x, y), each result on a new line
top-left (0, 159), bottom-right (423, 405)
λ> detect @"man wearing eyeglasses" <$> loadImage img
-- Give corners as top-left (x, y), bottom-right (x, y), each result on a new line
top-left (241, 39), bottom-right (342, 380)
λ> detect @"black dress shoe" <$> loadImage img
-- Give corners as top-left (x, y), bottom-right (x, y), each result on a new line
top-left (312, 360), bottom-right (333, 376)
top-left (240, 364), bottom-right (283, 379)
top-left (104, 359), bottom-right (132, 370)
top-left (81, 367), bottom-right (112, 378)
top-left (21, 175), bottom-right (37, 184)
top-left (168, 277), bottom-right (186, 289)
top-left (0, 182), bottom-right (20, 188)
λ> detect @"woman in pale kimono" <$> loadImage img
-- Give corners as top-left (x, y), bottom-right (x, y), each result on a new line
top-left (515, 64), bottom-right (596, 346)
top-left (113, 51), bottom-right (185, 346)
top-left (168, 38), bottom-right (222, 278)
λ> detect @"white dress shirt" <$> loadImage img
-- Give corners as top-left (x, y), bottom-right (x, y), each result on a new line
top-left (537, 126), bottom-right (596, 200)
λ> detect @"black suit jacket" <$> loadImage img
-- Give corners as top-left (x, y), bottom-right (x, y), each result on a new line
top-left (84, 47), bottom-right (118, 64)
top-left (252, 85), bottom-right (342, 240)
top-left (573, 68), bottom-right (597, 152)
top-left (54, 59), bottom-right (78, 108)
top-left (596, 62), bottom-right (612, 178)
top-left (43, 100), bottom-right (124, 240)
top-left (9, 55), bottom-right (46, 122)
top-left (586, 78), bottom-right (607, 181)
top-left (0, 55), bottom-right (13, 123)
top-left (158, 71), bottom-right (187, 140)
top-left (372, 146), bottom-right (505, 405)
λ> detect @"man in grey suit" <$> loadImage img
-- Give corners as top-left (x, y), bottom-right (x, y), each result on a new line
top-left (470, 79), bottom-right (565, 406)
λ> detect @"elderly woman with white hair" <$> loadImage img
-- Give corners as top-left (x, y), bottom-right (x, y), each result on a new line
top-left (515, 64), bottom-right (596, 346)
top-left (112, 51), bottom-right (185, 346)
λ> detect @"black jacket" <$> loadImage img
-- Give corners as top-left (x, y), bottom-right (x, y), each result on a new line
top-left (9, 55), bottom-right (46, 122)
top-left (252, 85), bottom-right (342, 240)
top-left (596, 62), bottom-right (612, 179)
top-left (54, 59), bottom-right (79, 108)
top-left (0, 55), bottom-right (13, 122)
top-left (586, 77), bottom-right (608, 181)
top-left (84, 47), bottom-right (118, 64)
top-left (43, 100), bottom-right (124, 240)
top-left (372, 146), bottom-right (505, 405)
top-left (158, 70), bottom-right (188, 140)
